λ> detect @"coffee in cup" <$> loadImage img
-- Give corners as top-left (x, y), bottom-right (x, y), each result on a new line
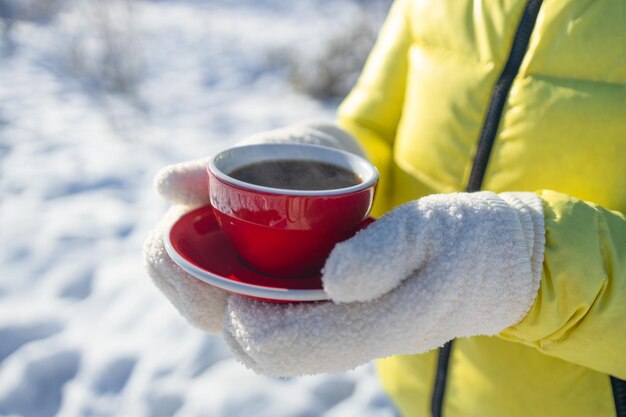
top-left (228, 160), bottom-right (362, 191)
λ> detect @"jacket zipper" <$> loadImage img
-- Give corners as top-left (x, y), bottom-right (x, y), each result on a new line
top-left (611, 377), bottom-right (626, 417)
top-left (430, 1), bottom-right (544, 416)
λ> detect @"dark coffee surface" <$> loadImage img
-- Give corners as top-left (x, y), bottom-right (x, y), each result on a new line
top-left (229, 160), bottom-right (361, 190)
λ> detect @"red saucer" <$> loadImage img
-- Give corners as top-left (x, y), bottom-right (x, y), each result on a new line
top-left (164, 205), bottom-right (374, 303)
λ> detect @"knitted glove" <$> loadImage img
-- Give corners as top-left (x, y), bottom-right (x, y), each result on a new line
top-left (143, 122), bottom-right (364, 333)
top-left (223, 191), bottom-right (545, 376)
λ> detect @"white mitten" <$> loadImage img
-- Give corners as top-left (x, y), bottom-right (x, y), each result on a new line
top-left (144, 122), bottom-right (363, 333)
top-left (144, 204), bottom-right (229, 333)
top-left (223, 191), bottom-right (545, 376)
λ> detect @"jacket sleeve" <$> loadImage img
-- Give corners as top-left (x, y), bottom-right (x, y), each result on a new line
top-left (501, 189), bottom-right (626, 379)
top-left (336, 0), bottom-right (412, 217)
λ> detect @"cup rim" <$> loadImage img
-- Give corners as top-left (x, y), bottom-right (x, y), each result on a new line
top-left (207, 143), bottom-right (379, 197)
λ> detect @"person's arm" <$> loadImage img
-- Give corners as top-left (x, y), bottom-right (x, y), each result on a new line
top-left (336, 0), bottom-right (412, 217)
top-left (501, 190), bottom-right (626, 379)
top-left (220, 189), bottom-right (626, 379)
top-left (145, 124), bottom-right (371, 332)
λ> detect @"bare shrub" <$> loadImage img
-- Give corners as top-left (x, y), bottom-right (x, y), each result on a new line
top-left (275, 2), bottom-right (391, 101)
top-left (63, 0), bottom-right (143, 97)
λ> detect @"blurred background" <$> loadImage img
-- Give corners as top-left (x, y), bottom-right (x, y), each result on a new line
top-left (0, 0), bottom-right (397, 416)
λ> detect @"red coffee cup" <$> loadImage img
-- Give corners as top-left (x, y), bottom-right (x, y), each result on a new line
top-left (207, 143), bottom-right (378, 278)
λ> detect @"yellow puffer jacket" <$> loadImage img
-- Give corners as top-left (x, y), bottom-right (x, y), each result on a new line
top-left (337, 0), bottom-right (626, 416)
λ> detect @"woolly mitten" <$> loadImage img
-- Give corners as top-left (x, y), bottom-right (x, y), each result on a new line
top-left (223, 191), bottom-right (545, 376)
top-left (144, 204), bottom-right (228, 333)
top-left (144, 122), bottom-right (364, 333)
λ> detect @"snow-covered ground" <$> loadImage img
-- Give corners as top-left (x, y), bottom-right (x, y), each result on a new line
top-left (0, 1), bottom-right (398, 416)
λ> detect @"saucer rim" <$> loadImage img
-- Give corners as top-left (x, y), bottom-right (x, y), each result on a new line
top-left (163, 219), bottom-right (330, 302)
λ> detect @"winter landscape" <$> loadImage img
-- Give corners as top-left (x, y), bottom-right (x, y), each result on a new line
top-left (0, 0), bottom-right (398, 416)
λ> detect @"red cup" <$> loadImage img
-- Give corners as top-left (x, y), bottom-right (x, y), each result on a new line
top-left (207, 143), bottom-right (378, 278)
